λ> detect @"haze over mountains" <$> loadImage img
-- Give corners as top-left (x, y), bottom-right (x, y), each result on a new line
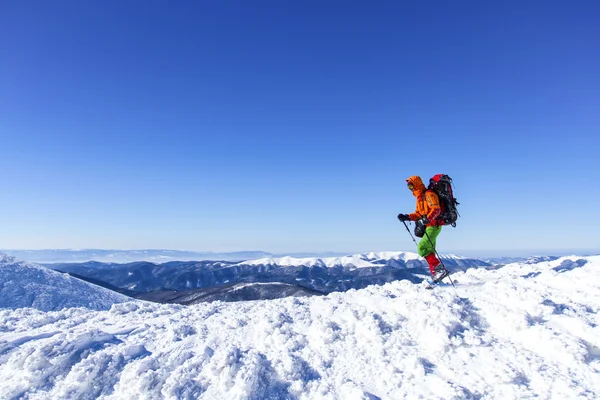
top-left (2, 248), bottom-right (545, 265)
top-left (1, 249), bottom-right (349, 264)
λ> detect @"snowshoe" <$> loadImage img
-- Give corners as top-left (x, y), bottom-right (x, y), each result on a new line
top-left (432, 266), bottom-right (449, 283)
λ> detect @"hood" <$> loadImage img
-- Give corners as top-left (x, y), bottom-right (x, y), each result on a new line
top-left (406, 176), bottom-right (426, 197)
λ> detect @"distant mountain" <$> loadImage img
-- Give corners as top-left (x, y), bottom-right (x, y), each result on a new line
top-left (46, 260), bottom-right (241, 292)
top-left (137, 282), bottom-right (325, 304)
top-left (0, 253), bottom-right (131, 311)
top-left (523, 255), bottom-right (562, 264)
top-left (1, 249), bottom-right (274, 263)
top-left (46, 251), bottom-right (490, 300)
top-left (482, 255), bottom-right (568, 267)
top-left (483, 256), bottom-right (528, 265)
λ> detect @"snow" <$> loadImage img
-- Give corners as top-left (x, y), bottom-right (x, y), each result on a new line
top-left (1, 253), bottom-right (600, 398)
top-left (0, 254), bottom-right (131, 311)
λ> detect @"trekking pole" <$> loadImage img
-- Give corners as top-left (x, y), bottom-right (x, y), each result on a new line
top-left (401, 220), bottom-right (419, 247)
top-left (423, 229), bottom-right (457, 290)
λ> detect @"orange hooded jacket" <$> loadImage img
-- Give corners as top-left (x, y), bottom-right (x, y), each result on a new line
top-left (406, 176), bottom-right (442, 227)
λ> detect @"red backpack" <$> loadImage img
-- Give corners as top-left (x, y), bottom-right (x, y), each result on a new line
top-left (428, 174), bottom-right (460, 227)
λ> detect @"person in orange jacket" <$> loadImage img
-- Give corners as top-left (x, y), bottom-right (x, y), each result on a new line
top-left (397, 176), bottom-right (449, 282)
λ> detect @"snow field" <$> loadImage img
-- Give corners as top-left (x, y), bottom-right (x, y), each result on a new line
top-left (0, 256), bottom-right (599, 399)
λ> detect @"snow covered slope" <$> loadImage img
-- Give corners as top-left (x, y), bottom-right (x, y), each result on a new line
top-left (0, 253), bottom-right (131, 311)
top-left (1, 255), bottom-right (599, 398)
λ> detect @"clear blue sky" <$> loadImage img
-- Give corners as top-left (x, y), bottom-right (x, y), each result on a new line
top-left (1, 1), bottom-right (599, 257)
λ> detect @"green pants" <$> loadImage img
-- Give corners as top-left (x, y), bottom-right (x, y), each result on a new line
top-left (417, 226), bottom-right (442, 257)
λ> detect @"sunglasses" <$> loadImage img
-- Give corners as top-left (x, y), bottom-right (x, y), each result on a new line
top-left (407, 183), bottom-right (414, 190)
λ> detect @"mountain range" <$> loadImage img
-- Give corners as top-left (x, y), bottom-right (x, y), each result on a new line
top-left (42, 251), bottom-right (489, 304)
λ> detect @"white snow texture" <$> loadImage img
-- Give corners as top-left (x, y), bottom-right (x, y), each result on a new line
top-left (1, 253), bottom-right (599, 399)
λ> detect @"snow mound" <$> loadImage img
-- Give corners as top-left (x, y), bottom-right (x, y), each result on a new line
top-left (0, 253), bottom-right (131, 311)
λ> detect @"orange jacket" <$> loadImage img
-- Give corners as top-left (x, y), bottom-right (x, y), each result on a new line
top-left (406, 176), bottom-right (442, 226)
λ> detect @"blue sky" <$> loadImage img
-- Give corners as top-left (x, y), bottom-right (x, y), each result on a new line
top-left (1, 1), bottom-right (599, 257)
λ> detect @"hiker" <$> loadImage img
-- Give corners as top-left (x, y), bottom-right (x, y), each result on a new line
top-left (397, 176), bottom-right (449, 282)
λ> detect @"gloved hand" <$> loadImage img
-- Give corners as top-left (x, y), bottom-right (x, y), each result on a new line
top-left (397, 213), bottom-right (410, 222)
top-left (420, 216), bottom-right (429, 225)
